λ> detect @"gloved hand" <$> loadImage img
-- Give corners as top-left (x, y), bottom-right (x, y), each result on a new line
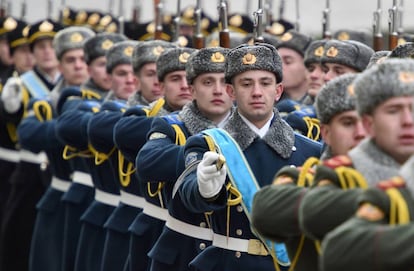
top-left (197, 151), bottom-right (227, 199)
top-left (1, 77), bottom-right (23, 113)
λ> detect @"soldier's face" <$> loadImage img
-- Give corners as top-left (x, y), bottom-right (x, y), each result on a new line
top-left (59, 48), bottom-right (88, 86)
top-left (322, 63), bottom-right (358, 83)
top-left (191, 73), bottom-right (233, 124)
top-left (229, 70), bottom-right (282, 128)
top-left (136, 63), bottom-right (162, 103)
top-left (12, 44), bottom-right (34, 74)
top-left (321, 110), bottom-right (366, 156)
top-left (362, 95), bottom-right (414, 164)
top-left (110, 64), bottom-right (138, 100)
top-left (88, 56), bottom-right (111, 91)
top-left (306, 63), bottom-right (325, 98)
top-left (0, 38), bottom-right (12, 66)
top-left (278, 48), bottom-right (307, 95)
top-left (161, 70), bottom-right (192, 111)
top-left (32, 39), bottom-right (58, 72)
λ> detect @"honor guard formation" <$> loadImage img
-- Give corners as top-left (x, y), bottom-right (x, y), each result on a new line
top-left (1, 0), bottom-right (414, 271)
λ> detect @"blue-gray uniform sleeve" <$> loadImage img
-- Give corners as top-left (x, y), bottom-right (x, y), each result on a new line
top-left (114, 110), bottom-right (153, 164)
top-left (321, 217), bottom-right (414, 271)
top-left (136, 117), bottom-right (187, 182)
top-left (177, 134), bottom-right (227, 213)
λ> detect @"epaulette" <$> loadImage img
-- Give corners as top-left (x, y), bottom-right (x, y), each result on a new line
top-left (377, 176), bottom-right (406, 190)
top-left (322, 155), bottom-right (353, 169)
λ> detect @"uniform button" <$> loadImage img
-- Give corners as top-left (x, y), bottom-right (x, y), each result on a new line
top-left (235, 251), bottom-right (241, 258)
top-left (236, 229), bottom-right (243, 236)
top-left (199, 243), bottom-right (206, 250)
top-left (199, 222), bottom-right (207, 228)
top-left (236, 205), bottom-right (243, 212)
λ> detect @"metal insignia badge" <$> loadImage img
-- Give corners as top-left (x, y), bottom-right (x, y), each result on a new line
top-left (211, 52), bottom-right (225, 63)
top-left (185, 152), bottom-right (199, 167)
top-left (179, 52), bottom-right (191, 63)
top-left (242, 53), bottom-right (256, 65)
top-left (326, 46), bottom-right (339, 58)
top-left (149, 132), bottom-right (167, 140)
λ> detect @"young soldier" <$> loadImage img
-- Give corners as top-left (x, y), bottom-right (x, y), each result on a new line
top-left (7, 19), bottom-right (34, 76)
top-left (114, 46), bottom-right (195, 271)
top-left (251, 74), bottom-right (366, 271)
top-left (16, 26), bottom-right (94, 271)
top-left (136, 47), bottom-right (234, 271)
top-left (321, 39), bottom-right (374, 82)
top-left (276, 30), bottom-right (313, 103)
top-left (177, 43), bottom-right (321, 271)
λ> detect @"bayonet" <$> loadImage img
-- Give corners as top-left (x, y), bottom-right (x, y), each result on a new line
top-left (373, 0), bottom-right (383, 51)
top-left (154, 0), bottom-right (164, 40)
top-left (322, 0), bottom-right (331, 39)
top-left (253, 0), bottom-right (264, 43)
top-left (218, 0), bottom-right (230, 48)
top-left (172, 0), bottom-right (181, 42)
top-left (388, 0), bottom-right (399, 49)
top-left (193, 0), bottom-right (205, 49)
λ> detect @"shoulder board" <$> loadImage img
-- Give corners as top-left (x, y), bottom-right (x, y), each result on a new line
top-left (162, 113), bottom-right (184, 126)
top-left (322, 155), bottom-right (353, 169)
top-left (377, 176), bottom-right (406, 190)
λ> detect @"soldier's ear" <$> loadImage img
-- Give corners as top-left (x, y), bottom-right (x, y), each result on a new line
top-left (226, 84), bottom-right (235, 99)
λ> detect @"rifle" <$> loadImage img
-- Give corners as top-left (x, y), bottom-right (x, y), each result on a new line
top-left (0, 0), bottom-right (5, 18)
top-left (295, 0), bottom-right (300, 32)
top-left (278, 0), bottom-right (285, 20)
top-left (118, 0), bottom-right (125, 35)
top-left (132, 0), bottom-right (141, 24)
top-left (218, 0), bottom-right (230, 48)
top-left (193, 0), bottom-right (205, 49)
top-left (388, 0), bottom-right (399, 50)
top-left (264, 0), bottom-right (273, 29)
top-left (153, 0), bottom-right (163, 40)
top-left (171, 0), bottom-right (181, 43)
top-left (372, 0), bottom-right (383, 51)
top-left (322, 0), bottom-right (331, 39)
top-left (20, 0), bottom-right (27, 21)
top-left (253, 0), bottom-right (264, 43)
top-left (397, 0), bottom-right (403, 35)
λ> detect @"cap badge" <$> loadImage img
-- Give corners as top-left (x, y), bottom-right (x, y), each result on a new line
top-left (153, 46), bottom-right (165, 56)
top-left (337, 31), bottom-right (350, 41)
top-left (76, 11), bottom-right (87, 24)
top-left (326, 46), bottom-right (339, 57)
top-left (4, 17), bottom-right (17, 31)
top-left (201, 18), bottom-right (210, 30)
top-left (146, 22), bottom-right (155, 34)
top-left (22, 26), bottom-right (30, 37)
top-left (39, 21), bottom-right (53, 32)
top-left (270, 22), bottom-right (285, 36)
top-left (106, 22), bottom-right (118, 33)
top-left (70, 32), bottom-right (84, 43)
top-left (124, 46), bottom-right (134, 57)
top-left (179, 52), bottom-right (191, 63)
top-left (314, 46), bottom-right (324, 57)
top-left (62, 7), bottom-right (70, 19)
top-left (178, 36), bottom-right (188, 47)
top-left (100, 15), bottom-right (112, 27)
top-left (229, 14), bottom-right (242, 27)
top-left (347, 84), bottom-right (355, 96)
top-left (211, 52), bottom-right (225, 63)
top-left (183, 7), bottom-right (194, 19)
top-left (88, 13), bottom-right (101, 26)
top-left (280, 32), bottom-right (293, 42)
top-left (101, 39), bottom-right (114, 50)
top-left (399, 72), bottom-right (414, 83)
top-left (242, 53), bottom-right (256, 65)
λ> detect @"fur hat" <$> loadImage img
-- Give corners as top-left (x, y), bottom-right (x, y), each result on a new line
top-left (333, 29), bottom-right (371, 47)
top-left (106, 40), bottom-right (138, 73)
top-left (315, 73), bottom-right (357, 124)
top-left (156, 47), bottom-right (196, 82)
top-left (366, 50), bottom-right (390, 69)
top-left (84, 32), bottom-right (127, 64)
top-left (186, 47), bottom-right (230, 84)
top-left (132, 40), bottom-right (177, 73)
top-left (225, 43), bottom-right (283, 84)
top-left (389, 42), bottom-right (414, 59)
top-left (321, 39), bottom-right (374, 72)
top-left (53, 26), bottom-right (95, 60)
top-left (276, 30), bottom-right (313, 57)
top-left (304, 39), bottom-right (327, 67)
top-left (354, 58), bottom-right (414, 115)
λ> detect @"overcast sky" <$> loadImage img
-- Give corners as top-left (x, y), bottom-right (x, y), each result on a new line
top-left (6, 0), bottom-right (412, 37)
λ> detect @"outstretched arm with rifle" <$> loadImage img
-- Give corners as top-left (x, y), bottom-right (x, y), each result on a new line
top-left (193, 0), bottom-right (205, 49)
top-left (218, 0), bottom-right (230, 48)
top-left (373, 0), bottom-right (383, 51)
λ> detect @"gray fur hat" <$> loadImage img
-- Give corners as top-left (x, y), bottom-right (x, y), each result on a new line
top-left (321, 39), bottom-right (374, 72)
top-left (366, 50), bottom-right (390, 69)
top-left (333, 29), bottom-right (371, 47)
top-left (106, 40), bottom-right (138, 73)
top-left (304, 39), bottom-right (327, 67)
top-left (53, 26), bottom-right (95, 60)
top-left (84, 32), bottom-right (128, 64)
top-left (132, 40), bottom-right (178, 73)
top-left (354, 58), bottom-right (414, 115)
top-left (315, 73), bottom-right (357, 124)
top-left (157, 47), bottom-right (196, 82)
top-left (186, 47), bottom-right (230, 84)
top-left (276, 29), bottom-right (313, 57)
top-left (389, 42), bottom-right (414, 59)
top-left (225, 43), bottom-right (283, 84)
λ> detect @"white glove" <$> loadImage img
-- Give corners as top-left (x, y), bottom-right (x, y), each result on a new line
top-left (1, 77), bottom-right (23, 113)
top-left (197, 151), bottom-right (227, 199)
